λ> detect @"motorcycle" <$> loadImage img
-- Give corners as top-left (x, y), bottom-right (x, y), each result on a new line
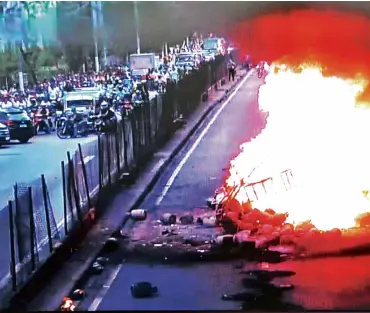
top-left (56, 112), bottom-right (88, 139)
top-left (121, 98), bottom-right (134, 117)
top-left (33, 113), bottom-right (51, 135)
top-left (86, 113), bottom-right (102, 133)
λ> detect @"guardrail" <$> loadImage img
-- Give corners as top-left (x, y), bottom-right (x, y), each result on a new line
top-left (0, 55), bottom-right (229, 308)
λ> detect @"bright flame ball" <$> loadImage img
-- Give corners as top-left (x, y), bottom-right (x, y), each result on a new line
top-left (226, 64), bottom-right (370, 231)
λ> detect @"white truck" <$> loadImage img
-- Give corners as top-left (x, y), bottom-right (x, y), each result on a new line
top-left (130, 53), bottom-right (158, 78)
top-left (203, 37), bottom-right (226, 55)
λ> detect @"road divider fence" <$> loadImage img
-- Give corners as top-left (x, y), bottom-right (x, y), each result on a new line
top-left (0, 55), bottom-right (229, 308)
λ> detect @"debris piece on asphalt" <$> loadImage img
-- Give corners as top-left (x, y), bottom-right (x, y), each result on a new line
top-left (179, 214), bottom-right (194, 225)
top-left (240, 269), bottom-right (296, 280)
top-left (215, 234), bottom-right (235, 247)
top-left (241, 278), bottom-right (294, 296)
top-left (202, 216), bottom-right (217, 227)
top-left (221, 292), bottom-right (260, 301)
top-left (91, 261), bottom-right (104, 274)
top-left (102, 237), bottom-right (119, 253)
top-left (71, 289), bottom-right (85, 301)
top-left (131, 282), bottom-right (158, 298)
top-left (160, 213), bottom-right (177, 225)
top-left (127, 209), bottom-right (148, 221)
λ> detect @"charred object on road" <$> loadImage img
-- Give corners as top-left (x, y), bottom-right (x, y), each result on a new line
top-left (118, 207), bottom-right (280, 263)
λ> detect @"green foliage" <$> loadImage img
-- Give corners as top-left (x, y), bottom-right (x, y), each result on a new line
top-left (0, 46), bottom-right (64, 78)
top-left (22, 1), bottom-right (56, 19)
top-left (0, 51), bottom-right (18, 77)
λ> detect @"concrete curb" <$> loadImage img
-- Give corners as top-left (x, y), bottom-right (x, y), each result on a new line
top-left (23, 71), bottom-right (249, 311)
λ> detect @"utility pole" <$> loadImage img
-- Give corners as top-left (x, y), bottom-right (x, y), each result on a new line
top-left (17, 41), bottom-right (24, 92)
top-left (91, 1), bottom-right (99, 72)
top-left (96, 1), bottom-right (107, 68)
top-left (133, 1), bottom-right (140, 54)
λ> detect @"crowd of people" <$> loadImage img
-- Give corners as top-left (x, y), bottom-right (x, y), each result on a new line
top-left (0, 33), bottom-right (232, 140)
top-left (0, 33), bottom-right (216, 112)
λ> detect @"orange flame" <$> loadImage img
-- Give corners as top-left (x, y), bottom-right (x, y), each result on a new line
top-left (225, 64), bottom-right (370, 231)
top-left (60, 297), bottom-right (76, 311)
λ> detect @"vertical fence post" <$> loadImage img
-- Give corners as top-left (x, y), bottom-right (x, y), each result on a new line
top-left (115, 128), bottom-right (121, 175)
top-left (78, 143), bottom-right (91, 209)
top-left (13, 183), bottom-right (20, 264)
top-left (27, 187), bottom-right (36, 272)
top-left (98, 135), bottom-right (103, 191)
top-left (66, 155), bottom-right (74, 222)
top-left (61, 161), bottom-right (68, 235)
top-left (130, 113), bottom-right (138, 165)
top-left (122, 117), bottom-right (129, 171)
top-left (41, 174), bottom-right (53, 254)
top-left (106, 134), bottom-right (112, 186)
top-left (67, 151), bottom-right (83, 227)
top-left (8, 200), bottom-right (17, 292)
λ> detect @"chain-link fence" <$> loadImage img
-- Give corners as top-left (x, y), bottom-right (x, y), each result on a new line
top-left (0, 55), bottom-right (229, 308)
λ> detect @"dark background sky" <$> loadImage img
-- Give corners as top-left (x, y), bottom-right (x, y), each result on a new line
top-left (57, 1), bottom-right (370, 54)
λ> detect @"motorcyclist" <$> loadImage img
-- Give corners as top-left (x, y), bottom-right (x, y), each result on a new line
top-left (71, 106), bottom-right (85, 138)
top-left (100, 101), bottom-right (117, 133)
top-left (36, 102), bottom-right (51, 132)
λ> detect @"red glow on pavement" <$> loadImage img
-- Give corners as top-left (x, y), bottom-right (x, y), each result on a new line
top-left (230, 9), bottom-right (370, 101)
top-left (274, 255), bottom-right (370, 309)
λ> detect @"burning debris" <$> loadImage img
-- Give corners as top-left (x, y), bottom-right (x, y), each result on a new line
top-left (60, 297), bottom-right (76, 311)
top-left (208, 64), bottom-right (370, 257)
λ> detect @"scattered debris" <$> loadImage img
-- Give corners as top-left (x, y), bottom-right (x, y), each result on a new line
top-left (127, 209), bottom-right (148, 221)
top-left (222, 291), bottom-right (260, 301)
top-left (179, 215), bottom-right (194, 225)
top-left (91, 261), bottom-right (104, 275)
top-left (131, 282), bottom-right (158, 298)
top-left (240, 269), bottom-right (296, 280)
top-left (102, 237), bottom-right (119, 253)
top-left (70, 289), bottom-right (85, 301)
top-left (160, 213), bottom-right (177, 225)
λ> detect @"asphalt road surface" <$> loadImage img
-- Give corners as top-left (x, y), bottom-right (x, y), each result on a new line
top-left (81, 72), bottom-right (264, 311)
top-left (82, 71), bottom-right (370, 311)
top-left (0, 133), bottom-right (98, 288)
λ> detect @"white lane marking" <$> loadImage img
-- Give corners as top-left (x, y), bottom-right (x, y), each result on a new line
top-left (88, 264), bottom-right (123, 311)
top-left (155, 71), bottom-right (254, 206)
top-left (78, 155), bottom-right (95, 165)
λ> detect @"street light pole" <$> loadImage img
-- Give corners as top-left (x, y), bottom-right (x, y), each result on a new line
top-left (133, 1), bottom-right (140, 54)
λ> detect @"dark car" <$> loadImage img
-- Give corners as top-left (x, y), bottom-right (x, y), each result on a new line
top-left (0, 108), bottom-right (34, 143)
top-left (0, 122), bottom-right (10, 146)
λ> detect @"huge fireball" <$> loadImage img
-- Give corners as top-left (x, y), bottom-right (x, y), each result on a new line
top-left (226, 65), bottom-right (370, 231)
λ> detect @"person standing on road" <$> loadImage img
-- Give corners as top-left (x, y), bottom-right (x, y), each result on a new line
top-left (228, 58), bottom-right (236, 82)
